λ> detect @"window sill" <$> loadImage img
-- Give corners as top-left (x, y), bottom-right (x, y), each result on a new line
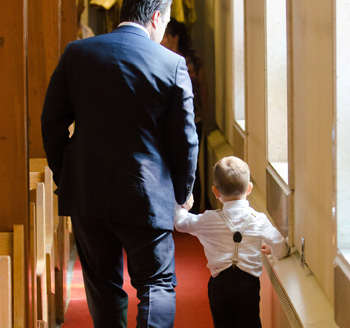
top-left (235, 119), bottom-right (245, 131)
top-left (336, 250), bottom-right (350, 275)
top-left (249, 182), bottom-right (337, 328)
top-left (269, 161), bottom-right (288, 185)
top-left (264, 249), bottom-right (337, 328)
top-left (334, 252), bottom-right (350, 327)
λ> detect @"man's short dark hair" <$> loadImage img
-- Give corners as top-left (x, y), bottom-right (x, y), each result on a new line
top-left (120, 0), bottom-right (172, 26)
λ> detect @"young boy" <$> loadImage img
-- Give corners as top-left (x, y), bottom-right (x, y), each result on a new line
top-left (175, 156), bottom-right (290, 328)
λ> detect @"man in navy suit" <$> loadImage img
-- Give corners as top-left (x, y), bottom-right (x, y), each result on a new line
top-left (41, 0), bottom-right (198, 327)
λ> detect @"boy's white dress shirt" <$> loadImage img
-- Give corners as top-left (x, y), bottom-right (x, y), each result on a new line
top-left (175, 200), bottom-right (289, 278)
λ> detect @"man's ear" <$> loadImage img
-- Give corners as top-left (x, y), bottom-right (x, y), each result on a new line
top-left (246, 182), bottom-right (253, 196)
top-left (212, 185), bottom-right (220, 199)
top-left (151, 10), bottom-right (161, 27)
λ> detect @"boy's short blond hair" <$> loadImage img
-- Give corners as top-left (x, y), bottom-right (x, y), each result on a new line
top-left (213, 156), bottom-right (250, 197)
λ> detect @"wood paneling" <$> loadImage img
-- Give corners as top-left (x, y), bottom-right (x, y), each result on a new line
top-left (27, 0), bottom-right (76, 158)
top-left (1, 1), bottom-right (76, 327)
top-left (214, 0), bottom-right (234, 143)
top-left (292, 0), bottom-right (336, 301)
top-left (266, 166), bottom-right (290, 239)
top-left (28, 1), bottom-right (61, 158)
top-left (0, 3), bottom-right (30, 327)
top-left (61, 0), bottom-right (77, 52)
top-left (0, 1), bottom-right (29, 230)
top-left (245, 0), bottom-right (268, 193)
top-left (233, 123), bottom-right (246, 161)
top-left (334, 256), bottom-right (350, 328)
top-left (0, 256), bottom-right (11, 328)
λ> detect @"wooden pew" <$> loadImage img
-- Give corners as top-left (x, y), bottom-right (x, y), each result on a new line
top-left (44, 167), bottom-right (55, 293)
top-left (0, 256), bottom-right (11, 328)
top-left (0, 225), bottom-right (25, 328)
top-left (54, 212), bottom-right (72, 325)
top-left (30, 161), bottom-right (55, 327)
top-left (29, 172), bottom-right (45, 190)
top-left (29, 202), bottom-right (38, 327)
top-left (37, 320), bottom-right (48, 328)
top-left (44, 167), bottom-right (56, 328)
top-left (30, 183), bottom-right (48, 326)
top-left (30, 158), bottom-right (72, 327)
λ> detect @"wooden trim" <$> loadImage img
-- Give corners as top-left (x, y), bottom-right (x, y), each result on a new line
top-left (13, 225), bottom-right (25, 328)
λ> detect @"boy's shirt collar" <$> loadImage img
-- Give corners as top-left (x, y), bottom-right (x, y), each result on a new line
top-left (222, 199), bottom-right (249, 210)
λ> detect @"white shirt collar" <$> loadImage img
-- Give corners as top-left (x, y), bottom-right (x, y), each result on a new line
top-left (118, 22), bottom-right (150, 39)
top-left (222, 199), bottom-right (249, 210)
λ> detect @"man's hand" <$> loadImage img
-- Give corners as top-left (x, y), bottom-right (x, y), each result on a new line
top-left (182, 194), bottom-right (194, 211)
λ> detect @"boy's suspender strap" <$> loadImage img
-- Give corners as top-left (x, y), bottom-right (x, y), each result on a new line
top-left (217, 210), bottom-right (256, 267)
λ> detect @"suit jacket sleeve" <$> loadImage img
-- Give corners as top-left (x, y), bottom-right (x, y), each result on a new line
top-left (41, 45), bottom-right (74, 187)
top-left (164, 57), bottom-right (199, 205)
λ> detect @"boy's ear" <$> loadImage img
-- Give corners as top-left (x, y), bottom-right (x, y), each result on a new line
top-left (212, 185), bottom-right (220, 199)
top-left (246, 182), bottom-right (253, 196)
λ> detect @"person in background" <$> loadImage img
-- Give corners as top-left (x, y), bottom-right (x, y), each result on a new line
top-left (175, 156), bottom-right (290, 328)
top-left (161, 18), bottom-right (208, 214)
top-left (41, 0), bottom-right (198, 327)
top-left (77, 0), bottom-right (95, 40)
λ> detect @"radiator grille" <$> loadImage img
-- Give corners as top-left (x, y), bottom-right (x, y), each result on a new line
top-left (262, 255), bottom-right (303, 328)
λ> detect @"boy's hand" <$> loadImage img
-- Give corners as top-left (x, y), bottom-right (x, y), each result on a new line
top-left (261, 244), bottom-right (272, 255)
top-left (182, 194), bottom-right (194, 211)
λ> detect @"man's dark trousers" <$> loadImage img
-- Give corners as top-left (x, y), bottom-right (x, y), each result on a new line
top-left (72, 215), bottom-right (176, 328)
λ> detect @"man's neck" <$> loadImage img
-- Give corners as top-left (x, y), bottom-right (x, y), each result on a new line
top-left (118, 21), bottom-right (150, 39)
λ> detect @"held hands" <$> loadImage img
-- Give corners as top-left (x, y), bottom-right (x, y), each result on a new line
top-left (181, 194), bottom-right (194, 211)
top-left (261, 244), bottom-right (272, 255)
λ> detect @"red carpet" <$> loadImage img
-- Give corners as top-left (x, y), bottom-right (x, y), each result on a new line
top-left (62, 231), bottom-right (213, 327)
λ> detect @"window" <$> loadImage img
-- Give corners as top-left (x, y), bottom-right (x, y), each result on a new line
top-left (266, 0), bottom-right (288, 183)
top-left (233, 0), bottom-right (245, 130)
top-left (336, 0), bottom-right (350, 263)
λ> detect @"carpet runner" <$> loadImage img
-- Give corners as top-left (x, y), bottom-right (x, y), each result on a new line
top-left (61, 231), bottom-right (213, 327)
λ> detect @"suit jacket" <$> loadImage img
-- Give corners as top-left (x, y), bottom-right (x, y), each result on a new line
top-left (41, 25), bottom-right (198, 230)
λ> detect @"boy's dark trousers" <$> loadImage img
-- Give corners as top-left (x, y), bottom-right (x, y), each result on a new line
top-left (208, 266), bottom-right (262, 328)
